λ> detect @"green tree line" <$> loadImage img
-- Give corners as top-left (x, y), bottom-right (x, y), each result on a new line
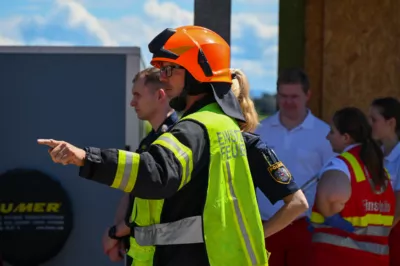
top-left (253, 93), bottom-right (277, 120)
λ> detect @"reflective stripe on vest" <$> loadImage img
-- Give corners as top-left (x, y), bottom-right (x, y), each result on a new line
top-left (310, 149), bottom-right (394, 255)
top-left (111, 150), bottom-right (140, 192)
top-left (134, 215), bottom-right (203, 246)
top-left (340, 152), bottom-right (366, 182)
top-left (311, 151), bottom-right (393, 228)
top-left (110, 133), bottom-right (193, 193)
top-left (310, 222), bottom-right (391, 236)
top-left (152, 133), bottom-right (193, 190)
top-left (128, 103), bottom-right (268, 266)
top-left (127, 197), bottom-right (165, 265)
top-left (124, 132), bottom-right (193, 265)
top-left (180, 103), bottom-right (268, 266)
top-left (313, 232), bottom-right (389, 255)
top-left (311, 211), bottom-right (393, 228)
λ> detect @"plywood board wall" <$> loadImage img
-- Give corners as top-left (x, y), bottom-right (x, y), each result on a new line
top-left (305, 0), bottom-right (400, 121)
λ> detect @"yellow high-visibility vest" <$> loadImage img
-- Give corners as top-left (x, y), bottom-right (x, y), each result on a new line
top-left (124, 102), bottom-right (268, 265)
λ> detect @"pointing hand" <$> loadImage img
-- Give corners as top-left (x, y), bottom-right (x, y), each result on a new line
top-left (37, 139), bottom-right (86, 167)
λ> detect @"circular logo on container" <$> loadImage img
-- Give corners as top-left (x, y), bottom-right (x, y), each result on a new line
top-left (0, 168), bottom-right (73, 266)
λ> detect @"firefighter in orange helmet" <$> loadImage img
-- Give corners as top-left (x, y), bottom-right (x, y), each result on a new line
top-left (38, 26), bottom-right (269, 266)
top-left (148, 25), bottom-right (244, 116)
top-left (137, 25), bottom-right (269, 265)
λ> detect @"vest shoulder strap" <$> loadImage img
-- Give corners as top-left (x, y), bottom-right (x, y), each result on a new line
top-left (337, 151), bottom-right (367, 183)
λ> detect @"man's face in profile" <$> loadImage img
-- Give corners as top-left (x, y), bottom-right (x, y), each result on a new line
top-left (130, 76), bottom-right (160, 120)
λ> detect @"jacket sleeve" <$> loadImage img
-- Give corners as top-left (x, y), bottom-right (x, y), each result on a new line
top-left (243, 132), bottom-right (300, 204)
top-left (79, 120), bottom-right (207, 199)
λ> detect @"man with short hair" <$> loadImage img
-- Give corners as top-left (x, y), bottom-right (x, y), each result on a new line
top-left (255, 68), bottom-right (335, 266)
top-left (103, 67), bottom-right (178, 264)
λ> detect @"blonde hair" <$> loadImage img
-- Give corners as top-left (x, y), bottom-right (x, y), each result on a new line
top-left (231, 69), bottom-right (259, 132)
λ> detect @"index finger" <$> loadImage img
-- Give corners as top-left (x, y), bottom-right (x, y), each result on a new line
top-left (37, 139), bottom-right (60, 148)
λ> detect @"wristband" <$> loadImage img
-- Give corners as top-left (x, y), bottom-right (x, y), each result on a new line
top-left (108, 225), bottom-right (124, 240)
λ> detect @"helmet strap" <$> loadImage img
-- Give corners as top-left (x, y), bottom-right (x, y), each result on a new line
top-left (184, 71), bottom-right (209, 96)
top-left (169, 90), bottom-right (187, 112)
top-left (169, 70), bottom-right (210, 111)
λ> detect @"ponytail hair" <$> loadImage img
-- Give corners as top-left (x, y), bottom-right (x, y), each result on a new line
top-left (231, 69), bottom-right (259, 132)
top-left (359, 138), bottom-right (387, 188)
top-left (333, 107), bottom-right (387, 188)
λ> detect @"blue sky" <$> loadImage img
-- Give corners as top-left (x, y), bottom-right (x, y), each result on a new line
top-left (0, 0), bottom-right (279, 97)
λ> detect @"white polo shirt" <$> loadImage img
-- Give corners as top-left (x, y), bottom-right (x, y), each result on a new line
top-left (384, 142), bottom-right (400, 191)
top-left (255, 110), bottom-right (336, 220)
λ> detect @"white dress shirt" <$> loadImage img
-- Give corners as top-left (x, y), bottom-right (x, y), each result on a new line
top-left (384, 142), bottom-right (400, 191)
top-left (255, 110), bottom-right (336, 220)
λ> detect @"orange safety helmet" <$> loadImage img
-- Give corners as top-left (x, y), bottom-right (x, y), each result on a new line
top-left (148, 25), bottom-right (232, 84)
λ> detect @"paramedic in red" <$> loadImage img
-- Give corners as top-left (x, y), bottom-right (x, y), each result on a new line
top-left (369, 97), bottom-right (400, 266)
top-left (309, 107), bottom-right (395, 266)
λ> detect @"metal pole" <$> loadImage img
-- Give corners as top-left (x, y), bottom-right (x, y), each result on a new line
top-left (300, 175), bottom-right (320, 192)
top-left (194, 0), bottom-right (232, 45)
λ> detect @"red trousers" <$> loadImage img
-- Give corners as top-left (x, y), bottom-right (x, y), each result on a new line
top-left (389, 222), bottom-right (400, 266)
top-left (310, 242), bottom-right (389, 266)
top-left (264, 217), bottom-right (312, 266)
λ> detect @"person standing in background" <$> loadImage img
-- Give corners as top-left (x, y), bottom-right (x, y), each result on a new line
top-left (369, 97), bottom-right (400, 266)
top-left (310, 107), bottom-right (394, 266)
top-left (101, 67), bottom-right (178, 264)
top-left (231, 68), bottom-right (309, 238)
top-left (255, 68), bottom-right (335, 266)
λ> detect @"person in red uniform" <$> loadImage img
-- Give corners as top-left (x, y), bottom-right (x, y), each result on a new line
top-left (369, 97), bottom-right (400, 266)
top-left (309, 107), bottom-right (395, 266)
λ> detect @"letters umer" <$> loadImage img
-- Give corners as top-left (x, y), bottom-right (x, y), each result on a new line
top-left (0, 202), bottom-right (61, 214)
top-left (216, 130), bottom-right (246, 161)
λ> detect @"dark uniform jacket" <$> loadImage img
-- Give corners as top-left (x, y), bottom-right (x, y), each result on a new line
top-left (79, 96), bottom-right (299, 266)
